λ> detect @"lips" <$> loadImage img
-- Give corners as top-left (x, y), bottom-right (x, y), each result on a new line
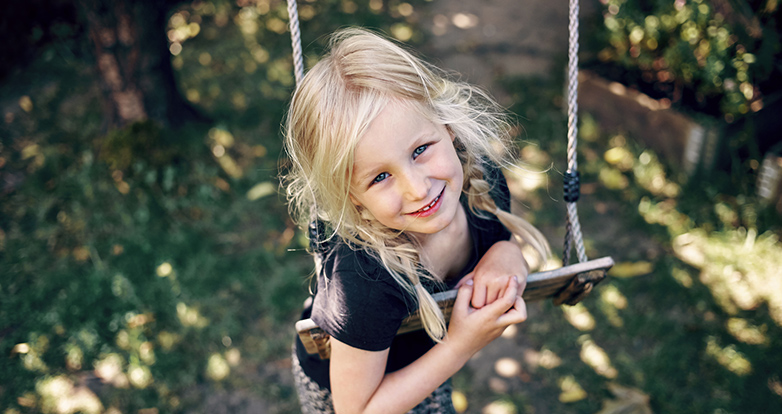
top-left (416, 194), bottom-right (440, 212)
top-left (408, 188), bottom-right (445, 217)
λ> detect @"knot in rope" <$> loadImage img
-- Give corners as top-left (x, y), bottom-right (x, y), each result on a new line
top-left (563, 171), bottom-right (580, 203)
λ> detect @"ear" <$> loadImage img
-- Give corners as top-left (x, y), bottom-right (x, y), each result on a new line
top-left (359, 207), bottom-right (375, 221)
top-left (445, 125), bottom-right (456, 141)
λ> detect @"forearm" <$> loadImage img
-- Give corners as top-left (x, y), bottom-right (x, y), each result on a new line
top-left (354, 340), bottom-right (471, 414)
top-left (331, 280), bottom-right (524, 414)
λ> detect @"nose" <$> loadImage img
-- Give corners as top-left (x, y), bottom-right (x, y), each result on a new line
top-left (399, 167), bottom-right (430, 202)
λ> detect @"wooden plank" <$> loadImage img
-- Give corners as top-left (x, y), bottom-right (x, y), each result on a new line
top-left (425, 256), bottom-right (615, 304)
top-left (297, 256), bottom-right (614, 358)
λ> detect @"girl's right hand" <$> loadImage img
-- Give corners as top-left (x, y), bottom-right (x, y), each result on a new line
top-left (445, 276), bottom-right (527, 357)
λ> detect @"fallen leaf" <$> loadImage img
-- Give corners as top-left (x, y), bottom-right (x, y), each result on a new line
top-left (596, 383), bottom-right (653, 414)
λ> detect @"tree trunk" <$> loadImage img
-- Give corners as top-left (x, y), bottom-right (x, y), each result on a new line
top-left (79, 0), bottom-right (206, 130)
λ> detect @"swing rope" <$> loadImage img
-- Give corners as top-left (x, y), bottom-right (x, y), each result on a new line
top-left (286, 0), bottom-right (305, 86)
top-left (563, 0), bottom-right (588, 266)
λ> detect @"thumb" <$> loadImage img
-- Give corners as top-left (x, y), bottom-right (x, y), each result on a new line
top-left (455, 272), bottom-right (475, 288)
top-left (485, 276), bottom-right (518, 315)
top-left (498, 296), bottom-right (528, 325)
top-left (452, 279), bottom-right (474, 317)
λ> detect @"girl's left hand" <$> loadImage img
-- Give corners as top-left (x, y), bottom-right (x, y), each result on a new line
top-left (457, 240), bottom-right (529, 309)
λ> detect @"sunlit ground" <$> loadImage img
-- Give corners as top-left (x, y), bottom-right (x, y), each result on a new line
top-left (450, 75), bottom-right (782, 413)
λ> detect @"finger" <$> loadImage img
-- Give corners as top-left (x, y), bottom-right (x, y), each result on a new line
top-left (485, 277), bottom-right (518, 315)
top-left (486, 282), bottom-right (502, 306)
top-left (492, 275), bottom-right (512, 304)
top-left (516, 296), bottom-right (528, 319)
top-left (498, 297), bottom-right (528, 325)
top-left (513, 296), bottom-right (528, 321)
top-left (455, 272), bottom-right (475, 288)
top-left (471, 283), bottom-right (487, 309)
top-left (452, 279), bottom-right (474, 318)
top-left (517, 276), bottom-right (527, 293)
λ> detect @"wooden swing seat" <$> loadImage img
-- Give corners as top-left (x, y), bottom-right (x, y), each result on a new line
top-left (296, 256), bottom-right (613, 359)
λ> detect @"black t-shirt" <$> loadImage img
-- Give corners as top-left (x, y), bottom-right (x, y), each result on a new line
top-left (295, 167), bottom-right (512, 390)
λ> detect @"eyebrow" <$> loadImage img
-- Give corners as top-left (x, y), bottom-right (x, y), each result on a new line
top-left (354, 170), bottom-right (377, 188)
top-left (350, 158), bottom-right (380, 189)
top-left (352, 130), bottom-right (438, 188)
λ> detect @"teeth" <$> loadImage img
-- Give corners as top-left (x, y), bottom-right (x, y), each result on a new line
top-left (418, 195), bottom-right (439, 212)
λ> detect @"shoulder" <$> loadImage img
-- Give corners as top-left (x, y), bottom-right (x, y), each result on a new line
top-left (321, 242), bottom-right (400, 287)
top-left (464, 162), bottom-right (513, 253)
top-left (482, 160), bottom-right (511, 212)
top-left (311, 241), bottom-right (415, 351)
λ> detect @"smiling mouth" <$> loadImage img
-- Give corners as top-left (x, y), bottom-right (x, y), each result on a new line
top-left (410, 188), bottom-right (444, 215)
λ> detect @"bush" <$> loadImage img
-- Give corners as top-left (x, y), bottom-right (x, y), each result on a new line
top-left (595, 0), bottom-right (780, 122)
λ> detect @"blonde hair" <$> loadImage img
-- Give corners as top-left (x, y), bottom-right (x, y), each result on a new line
top-left (283, 28), bottom-right (550, 341)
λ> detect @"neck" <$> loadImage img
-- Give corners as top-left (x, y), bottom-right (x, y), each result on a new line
top-left (412, 204), bottom-right (472, 281)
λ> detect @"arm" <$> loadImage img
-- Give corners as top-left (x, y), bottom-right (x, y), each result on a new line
top-left (330, 277), bottom-right (526, 414)
top-left (458, 238), bottom-right (530, 309)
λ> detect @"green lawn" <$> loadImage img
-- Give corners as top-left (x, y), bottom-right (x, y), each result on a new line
top-left (449, 75), bottom-right (782, 414)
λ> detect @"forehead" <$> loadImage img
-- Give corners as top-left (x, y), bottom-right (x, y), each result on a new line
top-left (353, 101), bottom-right (434, 159)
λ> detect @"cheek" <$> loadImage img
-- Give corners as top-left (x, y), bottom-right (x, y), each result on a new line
top-left (377, 195), bottom-right (408, 224)
top-left (445, 153), bottom-right (464, 184)
top-left (354, 193), bottom-right (396, 221)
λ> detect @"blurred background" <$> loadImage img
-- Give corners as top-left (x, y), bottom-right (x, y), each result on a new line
top-left (1, 0), bottom-right (781, 413)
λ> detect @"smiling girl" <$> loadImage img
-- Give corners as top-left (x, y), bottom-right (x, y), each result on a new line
top-left (284, 28), bottom-right (550, 414)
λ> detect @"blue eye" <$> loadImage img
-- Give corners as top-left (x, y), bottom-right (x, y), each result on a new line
top-left (413, 144), bottom-right (428, 158)
top-left (372, 172), bottom-right (389, 184)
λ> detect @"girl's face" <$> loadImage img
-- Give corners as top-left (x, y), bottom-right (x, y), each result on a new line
top-left (349, 99), bottom-right (464, 237)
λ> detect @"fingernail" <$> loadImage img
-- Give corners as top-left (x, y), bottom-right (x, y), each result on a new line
top-left (513, 276), bottom-right (518, 283)
top-left (466, 279), bottom-right (473, 286)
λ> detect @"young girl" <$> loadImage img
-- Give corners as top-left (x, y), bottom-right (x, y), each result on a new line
top-left (284, 28), bottom-right (550, 414)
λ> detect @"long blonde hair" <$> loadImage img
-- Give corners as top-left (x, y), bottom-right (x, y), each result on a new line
top-left (283, 28), bottom-right (550, 341)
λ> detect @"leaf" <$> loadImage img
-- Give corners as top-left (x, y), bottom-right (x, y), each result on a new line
top-left (246, 181), bottom-right (276, 200)
top-left (595, 383), bottom-right (653, 414)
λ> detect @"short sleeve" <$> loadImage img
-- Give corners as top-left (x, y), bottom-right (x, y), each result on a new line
top-left (310, 245), bottom-right (413, 351)
top-left (484, 161), bottom-right (511, 212)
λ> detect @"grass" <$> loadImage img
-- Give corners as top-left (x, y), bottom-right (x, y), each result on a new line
top-left (1, 55), bottom-right (309, 412)
top-left (448, 75), bottom-right (782, 414)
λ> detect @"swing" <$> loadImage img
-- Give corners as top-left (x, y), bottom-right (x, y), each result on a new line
top-left (286, 0), bottom-right (614, 360)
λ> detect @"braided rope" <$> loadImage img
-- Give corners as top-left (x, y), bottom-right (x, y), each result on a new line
top-left (287, 0), bottom-right (324, 249)
top-left (286, 0), bottom-right (305, 86)
top-left (564, 0), bottom-right (588, 265)
top-left (563, 219), bottom-right (572, 265)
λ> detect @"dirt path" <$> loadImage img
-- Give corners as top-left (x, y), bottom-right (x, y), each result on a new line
top-left (417, 0), bottom-right (597, 103)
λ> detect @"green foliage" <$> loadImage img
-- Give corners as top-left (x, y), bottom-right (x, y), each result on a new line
top-left (597, 0), bottom-right (779, 121)
top-left (168, 0), bottom-right (425, 129)
top-left (100, 121), bottom-right (176, 171)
